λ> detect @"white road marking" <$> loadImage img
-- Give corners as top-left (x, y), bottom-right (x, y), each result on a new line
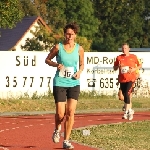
top-left (0, 120), bottom-right (47, 134)
top-left (88, 120), bottom-right (93, 121)
top-left (0, 146), bottom-right (9, 150)
top-left (45, 119), bottom-right (51, 120)
top-left (5, 129), bottom-right (9, 131)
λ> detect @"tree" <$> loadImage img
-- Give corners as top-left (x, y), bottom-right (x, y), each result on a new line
top-left (45, 0), bottom-right (99, 39)
top-left (65, 0), bottom-right (99, 39)
top-left (76, 36), bottom-right (92, 52)
top-left (20, 0), bottom-right (39, 17)
top-left (20, 0), bottom-right (48, 22)
top-left (52, 28), bottom-right (92, 51)
top-left (21, 26), bottom-right (59, 51)
top-left (21, 25), bottom-right (92, 52)
top-left (141, 0), bottom-right (150, 47)
top-left (20, 0), bottom-right (66, 30)
top-left (93, 0), bottom-right (145, 51)
top-left (0, 0), bottom-right (24, 28)
top-left (46, 0), bottom-right (67, 30)
top-left (19, 0), bottom-right (98, 50)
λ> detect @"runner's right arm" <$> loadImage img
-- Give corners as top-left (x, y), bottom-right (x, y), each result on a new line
top-left (113, 56), bottom-right (120, 71)
top-left (45, 45), bottom-right (64, 70)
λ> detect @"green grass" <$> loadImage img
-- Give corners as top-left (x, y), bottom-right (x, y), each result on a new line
top-left (0, 91), bottom-right (150, 112)
top-left (71, 120), bottom-right (150, 150)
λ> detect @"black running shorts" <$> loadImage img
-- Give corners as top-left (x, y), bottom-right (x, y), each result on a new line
top-left (53, 85), bottom-right (80, 103)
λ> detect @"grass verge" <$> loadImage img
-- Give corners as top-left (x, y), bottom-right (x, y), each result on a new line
top-left (71, 120), bottom-right (150, 150)
top-left (0, 96), bottom-right (150, 113)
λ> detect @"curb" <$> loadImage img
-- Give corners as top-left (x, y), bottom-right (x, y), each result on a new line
top-left (0, 108), bottom-right (150, 116)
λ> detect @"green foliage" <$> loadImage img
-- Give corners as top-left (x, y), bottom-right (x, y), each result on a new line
top-left (76, 36), bottom-right (92, 52)
top-left (92, 0), bottom-right (146, 51)
top-left (46, 0), bottom-right (66, 29)
top-left (21, 24), bottom-right (92, 52)
top-left (0, 0), bottom-right (24, 28)
top-left (21, 37), bottom-right (44, 51)
top-left (20, 0), bottom-right (48, 22)
top-left (21, 26), bottom-right (58, 51)
top-left (2, 0), bottom-right (150, 51)
top-left (45, 0), bottom-right (99, 39)
top-left (20, 0), bottom-right (39, 16)
top-left (141, 0), bottom-right (150, 48)
top-left (65, 0), bottom-right (99, 39)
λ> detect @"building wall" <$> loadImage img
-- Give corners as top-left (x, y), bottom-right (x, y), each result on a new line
top-left (15, 22), bottom-right (39, 51)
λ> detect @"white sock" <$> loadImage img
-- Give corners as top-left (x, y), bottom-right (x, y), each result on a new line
top-left (58, 125), bottom-right (61, 131)
top-left (55, 129), bottom-right (60, 132)
top-left (128, 109), bottom-right (132, 112)
top-left (125, 111), bottom-right (128, 114)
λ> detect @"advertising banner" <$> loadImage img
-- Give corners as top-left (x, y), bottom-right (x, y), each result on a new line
top-left (0, 51), bottom-right (149, 98)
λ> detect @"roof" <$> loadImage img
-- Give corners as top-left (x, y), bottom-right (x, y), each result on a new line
top-left (0, 16), bottom-right (51, 51)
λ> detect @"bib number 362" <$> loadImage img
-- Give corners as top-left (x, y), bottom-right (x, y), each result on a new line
top-left (59, 67), bottom-right (74, 78)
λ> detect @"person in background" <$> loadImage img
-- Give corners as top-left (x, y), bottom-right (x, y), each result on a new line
top-left (113, 43), bottom-right (142, 120)
top-left (117, 58), bottom-right (142, 111)
top-left (45, 22), bottom-right (84, 149)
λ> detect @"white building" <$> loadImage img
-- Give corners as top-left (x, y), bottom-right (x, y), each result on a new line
top-left (0, 16), bottom-right (51, 51)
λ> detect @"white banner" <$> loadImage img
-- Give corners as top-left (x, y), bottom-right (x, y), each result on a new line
top-left (0, 52), bottom-right (56, 98)
top-left (0, 51), bottom-right (149, 98)
top-left (81, 52), bottom-right (150, 97)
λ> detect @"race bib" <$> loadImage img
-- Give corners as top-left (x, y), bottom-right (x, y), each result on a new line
top-left (121, 66), bottom-right (129, 74)
top-left (59, 67), bottom-right (74, 78)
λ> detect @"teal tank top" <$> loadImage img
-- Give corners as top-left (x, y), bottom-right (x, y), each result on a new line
top-left (53, 43), bottom-right (80, 87)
